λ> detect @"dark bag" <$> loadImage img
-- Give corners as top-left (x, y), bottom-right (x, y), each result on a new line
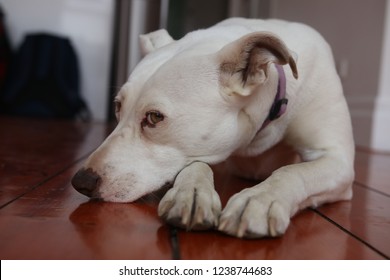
top-left (1, 33), bottom-right (90, 120)
top-left (0, 5), bottom-right (12, 91)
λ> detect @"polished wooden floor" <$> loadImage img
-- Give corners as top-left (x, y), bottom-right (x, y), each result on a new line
top-left (0, 117), bottom-right (389, 260)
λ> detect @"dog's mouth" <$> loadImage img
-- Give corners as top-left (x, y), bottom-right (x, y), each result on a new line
top-left (72, 166), bottom-right (175, 203)
top-left (137, 182), bottom-right (173, 203)
top-left (96, 181), bottom-right (174, 203)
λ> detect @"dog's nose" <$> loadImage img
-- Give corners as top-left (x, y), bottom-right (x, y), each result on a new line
top-left (71, 168), bottom-right (102, 197)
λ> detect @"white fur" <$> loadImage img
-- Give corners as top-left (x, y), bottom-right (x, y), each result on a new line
top-left (74, 18), bottom-right (354, 238)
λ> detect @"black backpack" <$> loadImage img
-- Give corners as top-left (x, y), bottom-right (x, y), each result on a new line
top-left (0, 33), bottom-right (90, 120)
top-left (0, 5), bottom-right (12, 92)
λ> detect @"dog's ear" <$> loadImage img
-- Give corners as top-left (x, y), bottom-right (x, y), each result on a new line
top-left (139, 29), bottom-right (174, 56)
top-left (218, 32), bottom-right (298, 96)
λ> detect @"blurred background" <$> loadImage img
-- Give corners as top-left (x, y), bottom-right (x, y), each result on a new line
top-left (0, 0), bottom-right (389, 152)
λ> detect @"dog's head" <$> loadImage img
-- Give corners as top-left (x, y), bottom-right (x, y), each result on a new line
top-left (71, 29), bottom-right (297, 202)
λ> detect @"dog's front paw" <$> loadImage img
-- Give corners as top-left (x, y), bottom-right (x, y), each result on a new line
top-left (158, 185), bottom-right (221, 230)
top-left (218, 188), bottom-right (290, 238)
top-left (158, 162), bottom-right (221, 230)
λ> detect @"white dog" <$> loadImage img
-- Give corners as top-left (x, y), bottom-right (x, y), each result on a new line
top-left (72, 18), bottom-right (354, 238)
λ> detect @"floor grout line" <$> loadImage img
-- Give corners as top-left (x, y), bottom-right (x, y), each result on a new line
top-left (169, 227), bottom-right (182, 260)
top-left (353, 181), bottom-right (390, 198)
top-left (0, 151), bottom-right (94, 210)
top-left (311, 208), bottom-right (389, 259)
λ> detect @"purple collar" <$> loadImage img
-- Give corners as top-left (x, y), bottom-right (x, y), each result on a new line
top-left (259, 64), bottom-right (288, 131)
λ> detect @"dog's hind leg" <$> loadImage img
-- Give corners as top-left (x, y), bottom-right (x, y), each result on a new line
top-left (158, 161), bottom-right (222, 230)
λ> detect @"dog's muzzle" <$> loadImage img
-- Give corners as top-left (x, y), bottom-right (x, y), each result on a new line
top-left (71, 168), bottom-right (102, 198)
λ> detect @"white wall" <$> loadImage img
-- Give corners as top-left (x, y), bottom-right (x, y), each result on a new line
top-left (0, 0), bottom-right (114, 121)
top-left (270, 0), bottom-right (387, 150)
top-left (373, 0), bottom-right (390, 151)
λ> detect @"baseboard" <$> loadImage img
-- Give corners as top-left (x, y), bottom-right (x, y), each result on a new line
top-left (347, 96), bottom-right (375, 148)
top-left (372, 96), bottom-right (390, 151)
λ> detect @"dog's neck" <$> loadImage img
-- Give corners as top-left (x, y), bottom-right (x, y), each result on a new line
top-left (235, 64), bottom-right (289, 156)
top-left (258, 64), bottom-right (288, 132)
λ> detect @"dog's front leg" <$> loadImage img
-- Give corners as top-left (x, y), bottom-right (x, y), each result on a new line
top-left (158, 161), bottom-right (222, 230)
top-left (218, 150), bottom-right (354, 238)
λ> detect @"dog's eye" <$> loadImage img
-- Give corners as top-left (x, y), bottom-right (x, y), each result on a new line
top-left (143, 111), bottom-right (164, 128)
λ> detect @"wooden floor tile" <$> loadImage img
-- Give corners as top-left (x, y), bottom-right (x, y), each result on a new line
top-left (0, 162), bottom-right (172, 260)
top-left (0, 117), bottom-right (111, 207)
top-left (316, 183), bottom-right (390, 258)
top-left (177, 209), bottom-right (383, 260)
top-left (355, 148), bottom-right (390, 195)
